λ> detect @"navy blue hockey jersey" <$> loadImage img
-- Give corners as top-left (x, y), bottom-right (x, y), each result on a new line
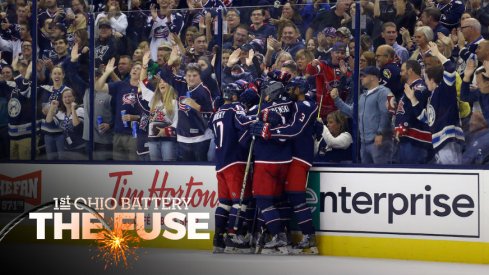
top-left (159, 66), bottom-right (213, 143)
top-left (251, 99), bottom-right (295, 163)
top-left (380, 62), bottom-right (402, 101)
top-left (269, 99), bottom-right (318, 166)
top-left (395, 78), bottom-right (432, 147)
top-left (413, 60), bottom-right (464, 150)
top-left (210, 102), bottom-right (254, 171)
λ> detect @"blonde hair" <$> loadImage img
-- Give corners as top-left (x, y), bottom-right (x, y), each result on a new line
top-left (151, 79), bottom-right (177, 119)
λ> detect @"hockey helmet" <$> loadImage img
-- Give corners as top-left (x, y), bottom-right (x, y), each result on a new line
top-left (222, 83), bottom-right (243, 101)
top-left (287, 76), bottom-right (309, 93)
top-left (261, 80), bottom-right (286, 102)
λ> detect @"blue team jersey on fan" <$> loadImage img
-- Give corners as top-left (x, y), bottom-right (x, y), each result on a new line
top-left (252, 99), bottom-right (295, 163)
top-left (210, 102), bottom-right (253, 171)
top-left (108, 81), bottom-right (140, 135)
top-left (413, 60), bottom-right (465, 150)
top-left (269, 99), bottom-right (318, 166)
top-left (158, 67), bottom-right (213, 142)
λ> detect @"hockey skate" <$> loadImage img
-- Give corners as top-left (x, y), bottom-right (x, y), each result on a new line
top-left (290, 234), bottom-right (319, 255)
top-left (224, 234), bottom-right (252, 254)
top-left (261, 232), bottom-right (289, 255)
top-left (213, 233), bottom-right (225, 253)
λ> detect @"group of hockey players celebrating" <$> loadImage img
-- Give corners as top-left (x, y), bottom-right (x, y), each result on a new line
top-left (210, 72), bottom-right (321, 255)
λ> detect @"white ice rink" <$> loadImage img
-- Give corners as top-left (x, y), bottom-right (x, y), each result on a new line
top-left (0, 244), bottom-right (488, 275)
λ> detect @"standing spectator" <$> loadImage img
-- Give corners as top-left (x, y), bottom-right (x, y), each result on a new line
top-left (332, 66), bottom-right (394, 164)
top-left (95, 0), bottom-right (128, 36)
top-left (435, 0), bottom-right (465, 31)
top-left (115, 55), bottom-right (132, 81)
top-left (140, 77), bottom-right (178, 162)
top-left (377, 22), bottom-right (409, 64)
top-left (456, 18), bottom-right (484, 78)
top-left (160, 46), bottom-right (214, 162)
top-left (376, 44), bottom-right (402, 101)
top-left (148, 1), bottom-right (183, 62)
top-left (405, 42), bottom-right (464, 164)
top-left (95, 18), bottom-right (125, 68)
top-left (84, 70), bottom-right (114, 161)
top-left (462, 59), bottom-right (489, 123)
top-left (95, 58), bottom-right (142, 161)
top-left (40, 66), bottom-right (71, 160)
top-left (1, 61), bottom-right (35, 160)
top-left (45, 88), bottom-right (86, 160)
top-left (265, 22), bottom-right (305, 66)
top-left (305, 42), bottom-right (352, 121)
top-left (410, 26), bottom-right (434, 74)
top-left (420, 7), bottom-right (450, 42)
top-left (395, 60), bottom-right (432, 164)
top-left (125, 0), bottom-right (149, 54)
top-left (306, 0), bottom-right (352, 41)
top-left (249, 7), bottom-right (276, 43)
top-left (223, 24), bottom-right (250, 50)
top-left (0, 23), bottom-right (32, 64)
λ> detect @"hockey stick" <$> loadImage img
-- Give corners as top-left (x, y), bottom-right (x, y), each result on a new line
top-left (232, 92), bottom-right (264, 232)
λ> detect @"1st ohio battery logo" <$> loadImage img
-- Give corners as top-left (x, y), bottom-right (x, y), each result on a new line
top-left (0, 171), bottom-right (42, 212)
top-left (314, 172), bottom-right (479, 237)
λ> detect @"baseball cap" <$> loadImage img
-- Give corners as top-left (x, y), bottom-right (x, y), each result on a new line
top-left (321, 27), bottom-right (337, 38)
top-left (360, 66), bottom-right (380, 78)
top-left (331, 42), bottom-right (347, 52)
top-left (336, 27), bottom-right (351, 38)
top-left (98, 20), bottom-right (112, 29)
top-left (53, 22), bottom-right (67, 33)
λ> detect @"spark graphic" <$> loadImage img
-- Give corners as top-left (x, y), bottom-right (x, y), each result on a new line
top-left (94, 218), bottom-right (141, 269)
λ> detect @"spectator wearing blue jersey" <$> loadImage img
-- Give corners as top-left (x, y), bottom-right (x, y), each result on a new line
top-left (405, 42), bottom-right (465, 164)
top-left (249, 7), bottom-right (276, 43)
top-left (45, 88), bottom-right (86, 160)
top-left (160, 46), bottom-right (214, 162)
top-left (95, 57), bottom-right (143, 161)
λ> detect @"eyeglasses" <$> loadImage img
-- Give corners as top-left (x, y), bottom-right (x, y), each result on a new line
top-left (461, 25), bottom-right (472, 29)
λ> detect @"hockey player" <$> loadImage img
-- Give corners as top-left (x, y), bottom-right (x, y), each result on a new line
top-left (249, 81), bottom-right (294, 255)
top-left (255, 77), bottom-right (319, 254)
top-left (210, 83), bottom-right (254, 253)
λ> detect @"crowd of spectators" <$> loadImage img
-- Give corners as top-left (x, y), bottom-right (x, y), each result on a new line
top-left (0, 0), bottom-right (488, 165)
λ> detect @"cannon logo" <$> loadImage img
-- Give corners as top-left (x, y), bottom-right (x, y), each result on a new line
top-left (0, 171), bottom-right (42, 205)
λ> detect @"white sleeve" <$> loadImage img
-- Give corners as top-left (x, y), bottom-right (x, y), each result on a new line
top-left (110, 14), bottom-right (128, 35)
top-left (139, 81), bottom-right (154, 103)
top-left (75, 107), bottom-right (85, 122)
top-left (170, 99), bottom-right (178, 128)
top-left (0, 36), bottom-right (13, 52)
top-left (322, 127), bottom-right (352, 149)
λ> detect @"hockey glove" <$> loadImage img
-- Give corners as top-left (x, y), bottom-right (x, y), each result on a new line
top-left (259, 109), bottom-right (284, 127)
top-left (250, 121), bottom-right (271, 140)
top-left (267, 70), bottom-right (292, 84)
